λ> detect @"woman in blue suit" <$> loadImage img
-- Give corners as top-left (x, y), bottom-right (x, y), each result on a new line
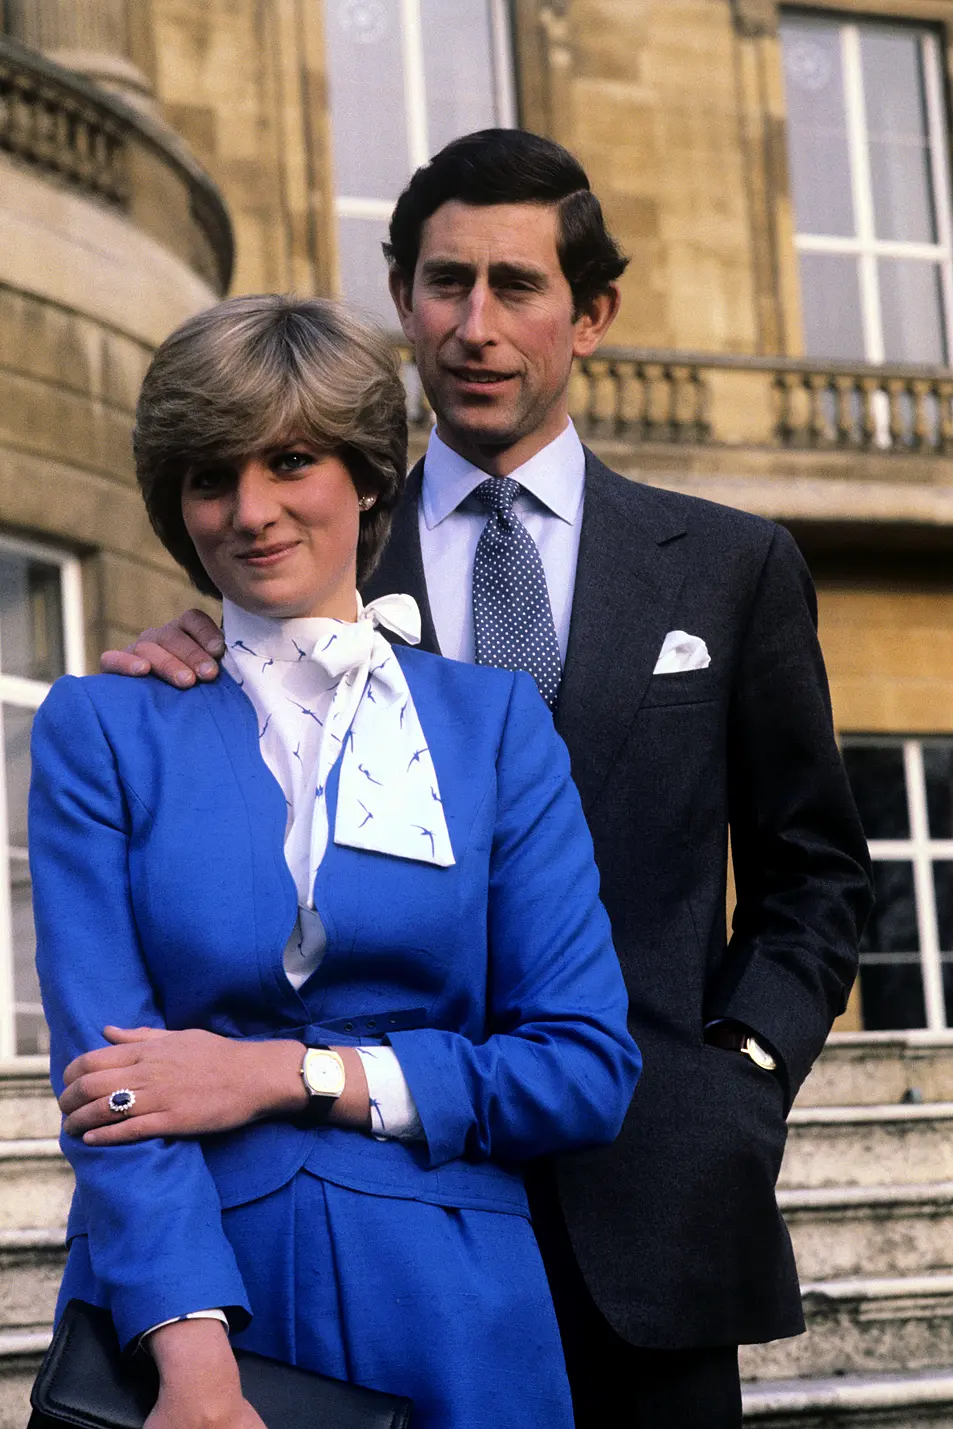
top-left (29, 295), bottom-right (640, 1429)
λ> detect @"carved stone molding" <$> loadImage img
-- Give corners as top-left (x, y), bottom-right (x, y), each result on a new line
top-left (733, 0), bottom-right (779, 38)
top-left (0, 34), bottom-right (233, 291)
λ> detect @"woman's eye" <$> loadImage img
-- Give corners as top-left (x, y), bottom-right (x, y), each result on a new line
top-left (187, 465), bottom-right (230, 493)
top-left (272, 450), bottom-right (314, 474)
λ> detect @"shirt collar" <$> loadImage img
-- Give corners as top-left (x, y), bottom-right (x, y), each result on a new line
top-left (421, 420), bottom-right (586, 531)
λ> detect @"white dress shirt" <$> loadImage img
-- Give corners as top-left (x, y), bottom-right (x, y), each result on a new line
top-left (419, 421), bottom-right (586, 662)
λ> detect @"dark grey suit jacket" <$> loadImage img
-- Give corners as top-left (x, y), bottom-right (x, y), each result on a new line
top-left (363, 450), bottom-right (872, 1348)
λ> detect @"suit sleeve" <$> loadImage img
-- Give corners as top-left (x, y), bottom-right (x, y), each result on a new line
top-left (389, 672), bottom-right (642, 1168)
top-left (29, 677), bottom-right (251, 1348)
top-left (715, 525), bottom-right (873, 1102)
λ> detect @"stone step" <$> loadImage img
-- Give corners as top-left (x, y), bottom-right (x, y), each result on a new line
top-left (798, 1032), bottom-right (953, 1109)
top-left (0, 1327), bottom-right (49, 1429)
top-left (0, 1060), bottom-right (58, 1141)
top-left (743, 1367), bottom-right (953, 1427)
top-left (780, 1104), bottom-right (953, 1189)
top-left (741, 1274), bottom-right (953, 1381)
top-left (0, 1230), bottom-right (64, 1332)
top-left (780, 1182), bottom-right (953, 1281)
top-left (0, 1142), bottom-right (72, 1230)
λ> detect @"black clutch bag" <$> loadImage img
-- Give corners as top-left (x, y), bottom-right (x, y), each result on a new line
top-left (29, 1299), bottom-right (412, 1429)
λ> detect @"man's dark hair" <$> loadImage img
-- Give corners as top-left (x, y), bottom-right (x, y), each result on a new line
top-left (384, 129), bottom-right (629, 312)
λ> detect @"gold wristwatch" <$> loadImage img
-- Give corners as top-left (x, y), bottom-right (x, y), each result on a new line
top-left (301, 1046), bottom-right (347, 1107)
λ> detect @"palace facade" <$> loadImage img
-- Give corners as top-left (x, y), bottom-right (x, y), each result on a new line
top-left (1, 0), bottom-right (952, 1050)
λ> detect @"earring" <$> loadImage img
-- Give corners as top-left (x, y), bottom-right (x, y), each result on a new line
top-left (358, 495), bottom-right (376, 511)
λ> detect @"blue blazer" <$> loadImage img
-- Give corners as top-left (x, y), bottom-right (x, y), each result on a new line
top-left (29, 647), bottom-right (640, 1348)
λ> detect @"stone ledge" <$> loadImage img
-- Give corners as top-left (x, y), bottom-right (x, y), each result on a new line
top-left (743, 1366), bottom-right (953, 1415)
top-left (789, 1103), bottom-right (953, 1127)
top-left (779, 1183), bottom-right (953, 1214)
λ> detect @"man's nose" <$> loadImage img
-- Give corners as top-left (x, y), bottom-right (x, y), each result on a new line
top-left (455, 284), bottom-right (494, 347)
top-left (232, 462), bottom-right (279, 532)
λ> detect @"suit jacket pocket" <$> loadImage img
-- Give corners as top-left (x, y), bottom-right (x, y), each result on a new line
top-left (640, 669), bottom-right (718, 709)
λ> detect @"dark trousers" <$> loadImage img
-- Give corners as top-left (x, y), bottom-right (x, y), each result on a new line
top-left (528, 1167), bottom-right (743, 1429)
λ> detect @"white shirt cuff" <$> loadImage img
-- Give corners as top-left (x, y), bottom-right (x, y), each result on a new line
top-left (141, 1308), bottom-right (230, 1347)
top-left (356, 1045), bottom-right (423, 1141)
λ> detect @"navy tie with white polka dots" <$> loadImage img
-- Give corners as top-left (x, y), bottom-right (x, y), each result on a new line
top-left (471, 477), bottom-right (562, 710)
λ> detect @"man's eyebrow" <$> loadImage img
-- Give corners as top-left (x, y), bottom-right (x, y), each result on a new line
top-left (418, 258), bottom-right (549, 285)
top-left (488, 262), bottom-right (548, 285)
top-left (419, 258), bottom-right (475, 279)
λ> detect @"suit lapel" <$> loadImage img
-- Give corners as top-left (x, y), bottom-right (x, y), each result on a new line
top-left (362, 460), bottom-right (441, 655)
top-left (556, 451), bottom-right (689, 811)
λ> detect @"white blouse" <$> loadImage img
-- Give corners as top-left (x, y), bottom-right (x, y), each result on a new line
top-left (221, 593), bottom-right (455, 1141)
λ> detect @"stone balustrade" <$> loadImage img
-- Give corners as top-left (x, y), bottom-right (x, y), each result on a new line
top-left (0, 35), bottom-right (232, 293)
top-left (401, 342), bottom-right (953, 457)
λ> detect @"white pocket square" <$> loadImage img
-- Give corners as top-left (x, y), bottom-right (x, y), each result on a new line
top-left (653, 631), bottom-right (711, 675)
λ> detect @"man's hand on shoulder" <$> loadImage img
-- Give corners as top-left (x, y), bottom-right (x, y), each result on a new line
top-left (100, 610), bottom-right (224, 688)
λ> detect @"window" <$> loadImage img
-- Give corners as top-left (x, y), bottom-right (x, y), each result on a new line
top-left (0, 536), bottom-right (83, 1058)
top-left (323, 0), bottom-right (516, 323)
top-left (842, 737), bottom-right (953, 1031)
top-left (780, 13), bottom-right (953, 364)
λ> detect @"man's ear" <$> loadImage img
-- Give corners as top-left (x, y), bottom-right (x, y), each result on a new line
top-left (388, 267), bottom-right (416, 340)
top-left (571, 284), bottom-right (622, 359)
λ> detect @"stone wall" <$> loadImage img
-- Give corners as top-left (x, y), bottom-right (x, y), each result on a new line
top-left (150, 0), bottom-right (337, 298)
top-left (0, 35), bottom-right (231, 662)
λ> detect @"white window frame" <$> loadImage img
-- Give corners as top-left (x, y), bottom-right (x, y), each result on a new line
top-left (332, 0), bottom-right (517, 232)
top-left (785, 16), bottom-right (953, 364)
top-left (845, 735), bottom-right (953, 1031)
top-left (0, 534), bottom-right (83, 1059)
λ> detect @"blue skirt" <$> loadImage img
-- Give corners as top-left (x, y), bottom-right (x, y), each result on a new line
top-left (222, 1170), bottom-right (573, 1429)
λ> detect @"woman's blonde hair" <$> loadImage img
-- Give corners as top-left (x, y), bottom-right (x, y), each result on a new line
top-left (134, 294), bottom-right (408, 594)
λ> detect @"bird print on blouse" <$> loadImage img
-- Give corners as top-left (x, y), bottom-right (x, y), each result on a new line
top-left (222, 594), bottom-right (455, 989)
top-left (472, 477), bottom-right (562, 710)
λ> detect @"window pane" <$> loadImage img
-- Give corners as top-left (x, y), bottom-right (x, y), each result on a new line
top-left (879, 258), bottom-right (947, 365)
top-left (325, 0), bottom-right (409, 201)
top-left (861, 861), bottom-right (919, 954)
top-left (798, 252), bottom-right (865, 361)
top-left (924, 743), bottom-right (953, 839)
top-left (0, 553), bottom-right (64, 682)
top-left (337, 215), bottom-right (397, 326)
top-left (942, 962), bottom-right (953, 1029)
top-left (842, 745), bottom-right (909, 839)
top-left (781, 18), bottom-right (855, 237)
top-left (860, 961), bottom-right (926, 1030)
top-left (861, 29), bottom-right (936, 244)
top-left (934, 861), bottom-right (953, 950)
top-left (11, 855), bottom-right (43, 1056)
top-left (419, 0), bottom-right (500, 155)
top-left (3, 705), bottom-right (32, 852)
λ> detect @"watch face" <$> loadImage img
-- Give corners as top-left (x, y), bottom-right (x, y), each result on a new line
top-left (302, 1048), bottom-right (347, 1099)
top-left (744, 1038), bottom-right (777, 1073)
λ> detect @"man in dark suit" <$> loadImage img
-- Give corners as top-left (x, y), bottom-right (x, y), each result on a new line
top-left (105, 130), bottom-right (872, 1428)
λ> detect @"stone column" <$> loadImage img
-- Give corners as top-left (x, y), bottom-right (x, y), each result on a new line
top-left (4, 0), bottom-right (155, 108)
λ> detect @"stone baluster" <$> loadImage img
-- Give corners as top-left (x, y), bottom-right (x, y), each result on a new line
top-left (886, 378), bottom-right (907, 449)
top-left (806, 371), bottom-right (832, 447)
top-left (911, 378), bottom-right (935, 451)
top-left (641, 362), bottom-right (671, 438)
top-left (774, 370), bottom-right (801, 446)
top-left (613, 359), bottom-right (641, 437)
top-left (833, 373), bottom-right (858, 448)
top-left (938, 380), bottom-right (953, 455)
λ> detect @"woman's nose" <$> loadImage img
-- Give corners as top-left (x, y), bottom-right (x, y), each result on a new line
top-left (232, 462), bottom-right (279, 532)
